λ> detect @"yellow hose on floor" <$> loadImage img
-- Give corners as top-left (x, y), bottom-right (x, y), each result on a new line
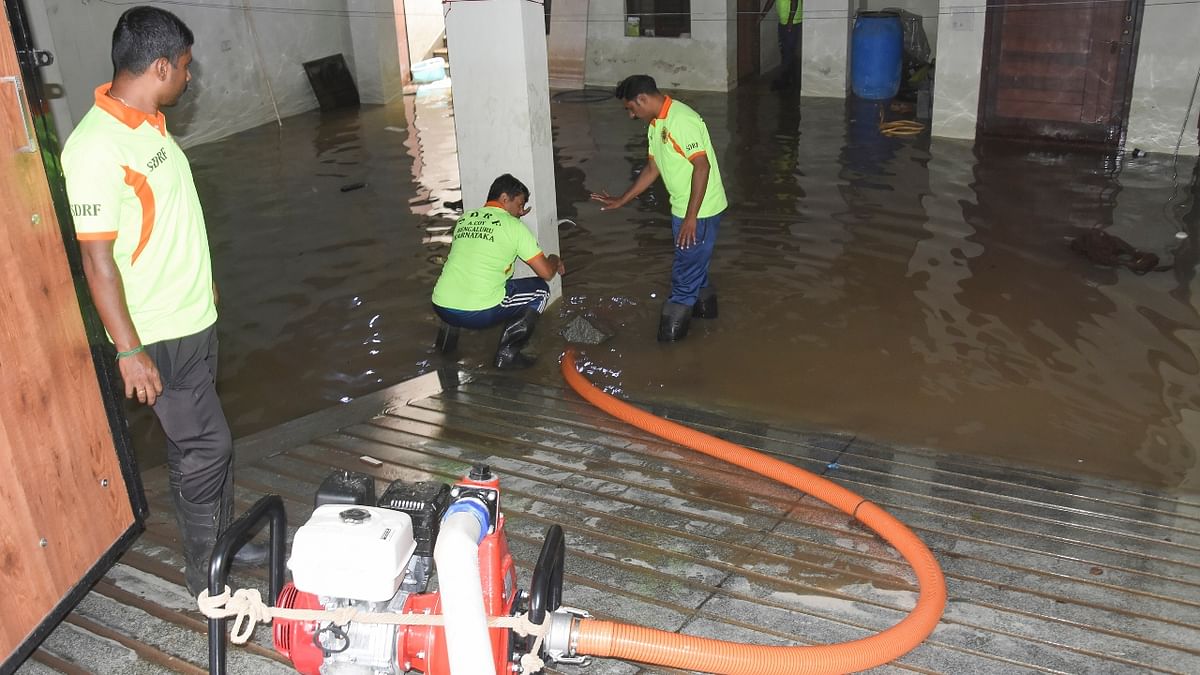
top-left (560, 348), bottom-right (946, 675)
top-left (879, 109), bottom-right (926, 138)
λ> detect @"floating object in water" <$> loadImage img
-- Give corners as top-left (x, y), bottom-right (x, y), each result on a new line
top-left (340, 182), bottom-right (366, 192)
top-left (1068, 229), bottom-right (1172, 274)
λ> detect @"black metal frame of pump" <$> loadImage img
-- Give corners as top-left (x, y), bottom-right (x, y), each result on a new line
top-left (207, 495), bottom-right (288, 675)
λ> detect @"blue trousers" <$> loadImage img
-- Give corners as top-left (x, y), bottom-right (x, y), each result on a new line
top-left (434, 276), bottom-right (549, 329)
top-left (669, 212), bottom-right (721, 306)
top-left (778, 22), bottom-right (801, 85)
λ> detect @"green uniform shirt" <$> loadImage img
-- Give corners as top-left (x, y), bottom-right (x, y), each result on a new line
top-left (777, 0), bottom-right (802, 24)
top-left (62, 83), bottom-right (216, 346)
top-left (647, 97), bottom-right (728, 219)
top-left (432, 204), bottom-right (545, 311)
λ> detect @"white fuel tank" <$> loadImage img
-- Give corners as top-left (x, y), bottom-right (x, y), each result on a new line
top-left (288, 505), bottom-right (416, 601)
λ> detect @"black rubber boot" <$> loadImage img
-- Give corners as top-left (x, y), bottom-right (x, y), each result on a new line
top-left (657, 302), bottom-right (691, 342)
top-left (692, 287), bottom-right (719, 319)
top-left (495, 308), bottom-right (539, 369)
top-left (220, 468), bottom-right (268, 568)
top-left (435, 321), bottom-right (459, 354)
top-left (170, 473), bottom-right (219, 597)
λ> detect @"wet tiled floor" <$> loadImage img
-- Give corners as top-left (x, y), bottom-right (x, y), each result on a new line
top-left (20, 370), bottom-right (1200, 673)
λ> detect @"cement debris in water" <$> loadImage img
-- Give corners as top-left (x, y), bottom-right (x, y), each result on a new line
top-left (561, 314), bottom-right (614, 345)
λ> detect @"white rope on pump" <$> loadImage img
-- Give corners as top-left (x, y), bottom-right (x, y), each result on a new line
top-left (196, 587), bottom-right (551, 673)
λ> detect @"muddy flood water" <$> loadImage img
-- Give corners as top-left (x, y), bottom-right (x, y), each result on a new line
top-left (125, 82), bottom-right (1200, 493)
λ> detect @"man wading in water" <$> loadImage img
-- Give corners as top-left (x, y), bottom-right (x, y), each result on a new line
top-left (592, 74), bottom-right (727, 342)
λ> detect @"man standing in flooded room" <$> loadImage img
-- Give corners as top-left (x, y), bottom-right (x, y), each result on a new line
top-left (61, 6), bottom-right (264, 597)
top-left (432, 174), bottom-right (565, 368)
top-left (591, 74), bottom-right (727, 342)
top-left (763, 0), bottom-right (802, 91)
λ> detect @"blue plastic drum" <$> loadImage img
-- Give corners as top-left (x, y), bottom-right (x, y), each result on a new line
top-left (851, 11), bottom-right (904, 100)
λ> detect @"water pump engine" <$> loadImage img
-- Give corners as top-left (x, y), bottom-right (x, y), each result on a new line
top-left (272, 464), bottom-right (554, 675)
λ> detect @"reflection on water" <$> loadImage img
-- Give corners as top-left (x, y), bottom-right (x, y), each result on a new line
top-left (129, 83), bottom-right (1200, 493)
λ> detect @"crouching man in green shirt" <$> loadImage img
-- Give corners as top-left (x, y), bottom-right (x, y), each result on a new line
top-left (432, 174), bottom-right (564, 368)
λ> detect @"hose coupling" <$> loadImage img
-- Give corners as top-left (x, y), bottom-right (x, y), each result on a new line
top-left (543, 606), bottom-right (592, 666)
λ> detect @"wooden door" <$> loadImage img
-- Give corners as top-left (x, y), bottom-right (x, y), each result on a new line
top-left (737, 0), bottom-right (761, 83)
top-left (978, 0), bottom-right (1143, 145)
top-left (1, 0), bottom-right (145, 669)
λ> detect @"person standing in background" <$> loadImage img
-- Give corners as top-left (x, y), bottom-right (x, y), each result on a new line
top-left (766, 0), bottom-right (802, 91)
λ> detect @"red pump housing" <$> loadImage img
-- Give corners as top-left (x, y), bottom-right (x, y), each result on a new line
top-left (398, 513), bottom-right (518, 674)
top-left (272, 469), bottom-right (520, 675)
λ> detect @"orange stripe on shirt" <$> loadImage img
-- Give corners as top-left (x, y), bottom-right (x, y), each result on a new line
top-left (666, 132), bottom-right (687, 160)
top-left (687, 150), bottom-right (707, 161)
top-left (122, 165), bottom-right (155, 264)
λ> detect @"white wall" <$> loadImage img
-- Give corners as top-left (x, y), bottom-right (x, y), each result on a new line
top-left (32, 0), bottom-right (399, 148)
top-left (22, 0), bottom-right (73, 147)
top-left (930, 0), bottom-right (984, 139)
top-left (802, 0), bottom-right (851, 97)
top-left (584, 0), bottom-right (732, 91)
top-left (548, 0), bottom-right (590, 88)
top-left (350, 0), bottom-right (404, 104)
top-left (404, 0), bottom-right (446, 63)
top-left (1126, 1), bottom-right (1200, 155)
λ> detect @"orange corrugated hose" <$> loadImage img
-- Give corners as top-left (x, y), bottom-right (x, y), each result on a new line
top-left (560, 348), bottom-right (946, 675)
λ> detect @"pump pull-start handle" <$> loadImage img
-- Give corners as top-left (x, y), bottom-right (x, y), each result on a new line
top-left (528, 524), bottom-right (565, 625)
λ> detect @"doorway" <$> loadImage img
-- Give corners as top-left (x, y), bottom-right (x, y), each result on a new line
top-left (978, 0), bottom-right (1144, 145)
top-left (737, 0), bottom-right (762, 83)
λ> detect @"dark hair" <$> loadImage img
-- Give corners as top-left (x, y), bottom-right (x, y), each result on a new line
top-left (111, 6), bottom-right (194, 76)
top-left (615, 75), bottom-right (659, 102)
top-left (487, 174), bottom-right (530, 202)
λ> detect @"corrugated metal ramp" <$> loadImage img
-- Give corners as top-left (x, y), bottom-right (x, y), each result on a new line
top-left (18, 369), bottom-right (1200, 674)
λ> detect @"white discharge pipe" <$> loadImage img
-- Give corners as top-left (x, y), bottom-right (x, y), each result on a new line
top-left (433, 507), bottom-right (494, 674)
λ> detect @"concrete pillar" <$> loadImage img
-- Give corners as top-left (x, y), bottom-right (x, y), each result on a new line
top-left (548, 0), bottom-right (588, 89)
top-left (348, 0), bottom-right (404, 104)
top-left (930, 1), bottom-right (986, 140)
top-left (802, 0), bottom-right (852, 98)
top-left (445, 0), bottom-right (561, 299)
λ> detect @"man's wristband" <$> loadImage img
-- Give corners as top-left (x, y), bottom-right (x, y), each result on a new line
top-left (116, 345), bottom-right (145, 359)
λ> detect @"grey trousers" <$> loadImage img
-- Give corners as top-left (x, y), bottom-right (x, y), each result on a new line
top-left (146, 324), bottom-right (232, 504)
